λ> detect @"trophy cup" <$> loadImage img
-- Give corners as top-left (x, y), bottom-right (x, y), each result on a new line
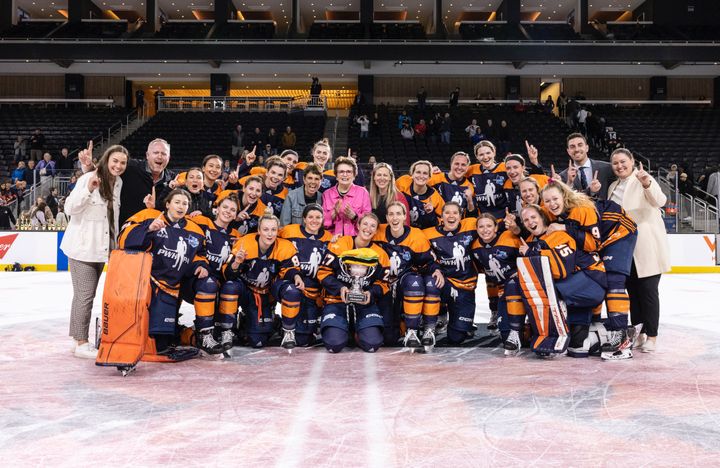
top-left (338, 248), bottom-right (379, 304)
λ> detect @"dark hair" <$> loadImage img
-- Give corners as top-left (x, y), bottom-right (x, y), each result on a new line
top-left (216, 192), bottom-right (240, 212)
top-left (476, 213), bottom-right (498, 225)
top-left (163, 188), bottom-right (192, 206)
top-left (279, 149), bottom-right (299, 160)
top-left (443, 201), bottom-right (463, 214)
top-left (202, 154), bottom-right (222, 167)
top-left (302, 203), bottom-right (323, 219)
top-left (566, 132), bottom-right (587, 146)
top-left (303, 163), bottom-right (323, 179)
top-left (504, 154), bottom-right (526, 166)
top-left (96, 145), bottom-right (129, 207)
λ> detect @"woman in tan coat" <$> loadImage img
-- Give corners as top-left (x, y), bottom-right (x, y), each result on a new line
top-left (608, 148), bottom-right (670, 352)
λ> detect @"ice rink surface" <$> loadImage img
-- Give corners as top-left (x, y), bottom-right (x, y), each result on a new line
top-left (1, 272), bottom-right (720, 467)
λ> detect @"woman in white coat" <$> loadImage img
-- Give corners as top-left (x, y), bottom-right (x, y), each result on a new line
top-left (60, 144), bottom-right (128, 358)
top-left (608, 148), bottom-right (670, 352)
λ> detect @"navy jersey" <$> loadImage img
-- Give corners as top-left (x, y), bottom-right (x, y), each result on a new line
top-left (190, 215), bottom-right (241, 279)
top-left (428, 172), bottom-right (474, 213)
top-left (471, 230), bottom-right (522, 286)
top-left (468, 162), bottom-right (509, 217)
top-left (548, 205), bottom-right (601, 254)
top-left (423, 218), bottom-right (479, 291)
top-left (525, 231), bottom-right (606, 286)
top-left (119, 209), bottom-right (209, 296)
top-left (373, 225), bottom-right (439, 283)
top-left (229, 196), bottom-right (269, 236)
top-left (505, 174), bottom-right (550, 217)
top-left (396, 175), bottom-right (444, 229)
top-left (223, 234), bottom-right (301, 291)
top-left (595, 199), bottom-right (638, 249)
top-left (279, 224), bottom-right (333, 300)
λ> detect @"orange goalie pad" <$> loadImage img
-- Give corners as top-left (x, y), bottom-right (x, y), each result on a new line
top-left (95, 250), bottom-right (153, 369)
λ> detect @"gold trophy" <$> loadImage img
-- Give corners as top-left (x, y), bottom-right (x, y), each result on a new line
top-left (338, 248), bottom-right (379, 303)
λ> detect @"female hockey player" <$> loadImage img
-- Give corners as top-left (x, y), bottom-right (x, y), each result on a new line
top-left (239, 148), bottom-right (302, 190)
top-left (118, 188), bottom-right (210, 358)
top-left (541, 179), bottom-right (601, 255)
top-left (294, 138), bottom-right (338, 192)
top-left (470, 214), bottom-right (525, 356)
top-left (186, 192), bottom-right (243, 353)
top-left (228, 175), bottom-right (269, 235)
top-left (171, 167), bottom-right (213, 218)
top-left (519, 204), bottom-right (607, 358)
top-left (466, 140), bottom-right (509, 219)
top-left (239, 156), bottom-right (288, 218)
top-left (423, 202), bottom-right (479, 347)
top-left (373, 201), bottom-right (441, 351)
top-left (278, 203), bottom-right (334, 348)
top-left (503, 154), bottom-right (549, 218)
top-left (396, 160), bottom-right (445, 229)
top-left (223, 214), bottom-right (304, 349)
top-left (173, 154), bottom-right (224, 202)
top-left (317, 213), bottom-right (390, 353)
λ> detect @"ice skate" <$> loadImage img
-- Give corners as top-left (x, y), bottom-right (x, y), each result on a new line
top-left (421, 327), bottom-right (436, 353)
top-left (196, 329), bottom-right (224, 355)
top-left (504, 330), bottom-right (521, 357)
top-left (117, 365), bottom-right (137, 377)
top-left (219, 329), bottom-right (234, 352)
top-left (601, 329), bottom-right (626, 353)
top-left (487, 310), bottom-right (498, 331)
top-left (403, 329), bottom-right (421, 353)
top-left (601, 348), bottom-right (633, 360)
top-left (281, 328), bottom-right (296, 354)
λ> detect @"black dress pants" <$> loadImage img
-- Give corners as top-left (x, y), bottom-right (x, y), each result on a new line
top-left (626, 261), bottom-right (662, 337)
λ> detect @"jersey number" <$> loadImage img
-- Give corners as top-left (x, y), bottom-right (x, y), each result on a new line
top-left (556, 244), bottom-right (573, 257)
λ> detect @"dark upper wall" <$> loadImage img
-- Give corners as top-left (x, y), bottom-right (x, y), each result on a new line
top-left (652, 0), bottom-right (720, 26)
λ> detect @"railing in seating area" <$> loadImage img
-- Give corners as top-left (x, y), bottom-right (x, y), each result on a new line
top-left (0, 98), bottom-right (115, 108)
top-left (158, 95), bottom-right (327, 112)
top-left (658, 166), bottom-right (719, 234)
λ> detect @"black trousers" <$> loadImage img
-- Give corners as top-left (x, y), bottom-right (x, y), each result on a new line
top-left (626, 261), bottom-right (662, 337)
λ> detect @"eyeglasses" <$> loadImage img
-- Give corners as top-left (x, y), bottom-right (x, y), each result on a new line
top-left (336, 169), bottom-right (354, 175)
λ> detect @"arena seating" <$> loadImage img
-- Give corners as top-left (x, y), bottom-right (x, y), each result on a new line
top-left (155, 21), bottom-right (214, 39)
top-left (522, 22), bottom-right (580, 41)
top-left (348, 104), bottom-right (592, 173)
top-left (308, 22), bottom-right (364, 39)
top-left (211, 21), bottom-right (276, 39)
top-left (0, 107), bottom-right (128, 178)
top-left (50, 20), bottom-right (128, 39)
top-left (120, 111), bottom-right (326, 169)
top-left (0, 20), bottom-right (64, 38)
top-left (458, 22), bottom-right (525, 41)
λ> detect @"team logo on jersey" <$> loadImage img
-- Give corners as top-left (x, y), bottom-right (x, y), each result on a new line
top-left (187, 236), bottom-right (200, 249)
top-left (157, 236), bottom-right (191, 270)
top-left (156, 228), bottom-right (169, 239)
top-left (321, 178), bottom-right (332, 189)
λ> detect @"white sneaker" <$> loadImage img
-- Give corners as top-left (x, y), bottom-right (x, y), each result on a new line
top-left (641, 338), bottom-right (656, 353)
top-left (635, 333), bottom-right (647, 349)
top-left (74, 342), bottom-right (98, 359)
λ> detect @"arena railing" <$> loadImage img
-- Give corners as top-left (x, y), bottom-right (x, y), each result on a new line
top-left (0, 98), bottom-right (115, 108)
top-left (158, 95), bottom-right (327, 112)
top-left (658, 166), bottom-right (719, 234)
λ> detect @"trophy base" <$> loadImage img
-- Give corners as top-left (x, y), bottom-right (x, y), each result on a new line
top-left (347, 292), bottom-right (367, 304)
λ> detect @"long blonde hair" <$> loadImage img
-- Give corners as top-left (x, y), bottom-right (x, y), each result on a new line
top-left (541, 178), bottom-right (596, 213)
top-left (369, 162), bottom-right (399, 211)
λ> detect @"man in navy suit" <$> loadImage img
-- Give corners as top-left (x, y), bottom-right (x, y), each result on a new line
top-left (558, 132), bottom-right (615, 200)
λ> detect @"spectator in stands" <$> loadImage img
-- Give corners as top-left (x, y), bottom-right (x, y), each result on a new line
top-left (369, 163), bottom-right (409, 225)
top-left (586, 112), bottom-right (603, 147)
top-left (398, 110), bottom-right (412, 129)
top-left (353, 91), bottom-right (365, 108)
top-left (577, 107), bottom-right (589, 135)
top-left (281, 126), bottom-right (297, 149)
top-left (135, 88), bottom-right (145, 111)
top-left (666, 164), bottom-right (679, 184)
top-left (62, 145), bottom-right (128, 359)
top-left (14, 136), bottom-right (27, 162)
top-left (678, 172), bottom-right (694, 196)
top-left (400, 122), bottom-right (414, 140)
top-left (485, 119), bottom-right (496, 143)
top-left (544, 96), bottom-right (555, 114)
top-left (29, 129), bottom-right (45, 162)
top-left (67, 175), bottom-right (78, 193)
top-left (707, 168), bottom-right (720, 205)
top-left (153, 87), bottom-right (165, 111)
top-left (261, 143), bottom-right (277, 159)
top-left (565, 98), bottom-right (579, 128)
top-left (465, 119), bottom-right (480, 140)
top-left (322, 157), bottom-right (370, 236)
top-left (11, 180), bottom-right (26, 201)
top-left (558, 132), bottom-right (614, 200)
top-left (46, 187), bottom-right (59, 217)
top-left (280, 163), bottom-right (323, 226)
top-left (608, 148), bottom-right (669, 353)
top-left (11, 161), bottom-right (26, 184)
top-left (248, 127), bottom-right (264, 150)
top-left (24, 160), bottom-right (36, 186)
top-left (0, 181), bottom-right (12, 202)
top-left (310, 77), bottom-right (322, 105)
top-left (30, 196), bottom-right (55, 228)
top-left (56, 147), bottom-right (74, 173)
top-left (470, 127), bottom-right (486, 146)
top-left (417, 87), bottom-right (427, 111)
top-left (0, 198), bottom-right (16, 230)
top-left (556, 92), bottom-right (567, 120)
top-left (427, 117), bottom-right (439, 144)
top-left (514, 98), bottom-right (526, 113)
top-left (371, 112), bottom-right (382, 136)
top-left (37, 152), bottom-right (56, 196)
top-left (449, 87), bottom-right (460, 107)
top-left (232, 124), bottom-right (245, 157)
top-left (267, 127), bottom-right (280, 153)
top-left (357, 114), bottom-right (370, 139)
top-left (55, 202), bottom-right (68, 230)
top-left (414, 119), bottom-right (427, 140)
top-left (440, 113), bottom-right (452, 145)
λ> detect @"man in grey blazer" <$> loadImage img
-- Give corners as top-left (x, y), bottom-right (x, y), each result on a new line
top-left (558, 132), bottom-right (615, 200)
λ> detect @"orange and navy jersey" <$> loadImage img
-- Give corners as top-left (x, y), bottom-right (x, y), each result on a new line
top-left (229, 195), bottom-right (268, 236)
top-left (428, 172), bottom-right (474, 213)
top-left (295, 162), bottom-right (336, 192)
top-left (190, 215), bottom-right (241, 279)
top-left (525, 230), bottom-right (605, 282)
top-left (396, 176), bottom-right (445, 229)
top-left (279, 224), bottom-right (334, 299)
top-left (175, 171), bottom-right (224, 201)
top-left (239, 175), bottom-right (288, 218)
top-left (594, 199), bottom-right (638, 250)
top-left (119, 208), bottom-right (209, 296)
top-left (470, 230), bottom-right (522, 286)
top-left (547, 204), bottom-right (601, 254)
top-left (373, 225), bottom-right (439, 282)
top-left (317, 236), bottom-right (390, 304)
top-left (423, 218), bottom-right (479, 291)
top-left (504, 173), bottom-right (549, 217)
top-left (223, 234), bottom-right (301, 291)
top-left (468, 162), bottom-right (509, 216)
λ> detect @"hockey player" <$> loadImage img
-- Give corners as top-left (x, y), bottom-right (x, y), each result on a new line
top-left (520, 204), bottom-right (607, 358)
top-left (541, 179), bottom-right (601, 255)
top-left (373, 201), bottom-right (441, 351)
top-left (317, 213), bottom-right (390, 353)
top-left (118, 188), bottom-right (210, 358)
top-left (279, 203), bottom-right (334, 347)
top-left (470, 214), bottom-right (525, 356)
top-left (240, 148), bottom-right (303, 190)
top-left (428, 152), bottom-right (476, 214)
top-left (466, 140), bottom-right (509, 219)
top-left (173, 154), bottom-right (224, 201)
top-left (240, 156), bottom-right (288, 218)
top-left (423, 202), bottom-right (479, 347)
top-left (503, 154), bottom-right (549, 218)
top-left (294, 138), bottom-right (338, 192)
top-left (170, 167), bottom-right (214, 218)
top-left (223, 214), bottom-right (304, 349)
top-left (227, 176), bottom-right (269, 235)
top-left (396, 160), bottom-right (445, 229)
top-left (187, 192), bottom-right (243, 353)
top-left (504, 177), bottom-right (543, 238)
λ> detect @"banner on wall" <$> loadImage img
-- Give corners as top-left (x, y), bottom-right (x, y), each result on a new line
top-left (0, 232), bottom-right (59, 271)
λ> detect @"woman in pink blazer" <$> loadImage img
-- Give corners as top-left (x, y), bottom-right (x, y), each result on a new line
top-left (322, 157), bottom-right (371, 236)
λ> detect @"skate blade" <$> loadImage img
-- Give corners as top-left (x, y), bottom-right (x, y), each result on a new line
top-left (118, 366), bottom-right (136, 377)
top-left (602, 349), bottom-right (633, 361)
top-left (423, 345), bottom-right (434, 353)
top-left (199, 350), bottom-right (225, 360)
top-left (503, 349), bottom-right (519, 357)
top-left (286, 348), bottom-right (294, 355)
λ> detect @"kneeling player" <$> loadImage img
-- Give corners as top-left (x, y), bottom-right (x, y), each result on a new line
top-left (317, 213), bottom-right (390, 353)
top-left (118, 188), bottom-right (210, 359)
top-left (223, 214), bottom-right (304, 349)
top-left (520, 205), bottom-right (607, 358)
